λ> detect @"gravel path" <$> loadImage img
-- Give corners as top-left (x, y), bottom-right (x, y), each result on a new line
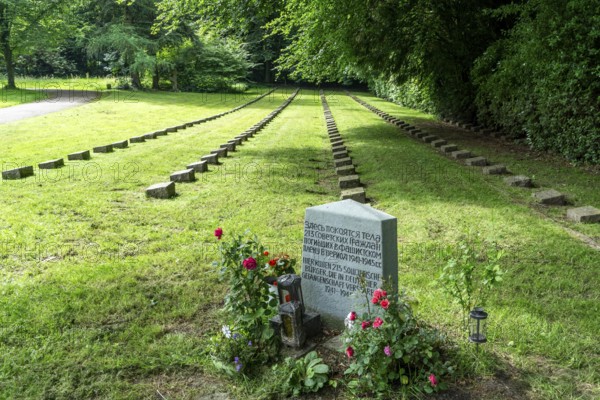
top-left (0, 89), bottom-right (101, 124)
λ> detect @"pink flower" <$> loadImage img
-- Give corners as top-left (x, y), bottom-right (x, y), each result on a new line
top-left (349, 311), bottom-right (357, 321)
top-left (372, 288), bottom-right (388, 304)
top-left (380, 299), bottom-right (390, 310)
top-left (373, 317), bottom-right (383, 328)
top-left (345, 346), bottom-right (354, 358)
top-left (361, 320), bottom-right (371, 330)
top-left (214, 227), bottom-right (223, 240)
top-left (243, 257), bottom-right (257, 270)
top-left (384, 345), bottom-right (392, 357)
top-left (429, 374), bottom-right (438, 387)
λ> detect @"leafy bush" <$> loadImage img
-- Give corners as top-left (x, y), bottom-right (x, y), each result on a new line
top-left (343, 286), bottom-right (453, 396)
top-left (370, 77), bottom-right (436, 115)
top-left (209, 229), bottom-right (280, 375)
top-left (472, 0), bottom-right (600, 164)
top-left (436, 239), bottom-right (504, 329)
top-left (169, 33), bottom-right (254, 92)
top-left (274, 351), bottom-right (330, 396)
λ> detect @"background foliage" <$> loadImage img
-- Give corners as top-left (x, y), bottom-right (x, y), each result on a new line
top-left (1, 0), bottom-right (598, 162)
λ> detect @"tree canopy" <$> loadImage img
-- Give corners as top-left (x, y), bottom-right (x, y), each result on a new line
top-left (0, 0), bottom-right (598, 163)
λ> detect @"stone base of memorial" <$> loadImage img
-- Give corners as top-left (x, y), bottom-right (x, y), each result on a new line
top-left (269, 312), bottom-right (322, 341)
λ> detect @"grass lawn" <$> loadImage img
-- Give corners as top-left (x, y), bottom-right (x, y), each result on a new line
top-left (0, 89), bottom-right (48, 109)
top-left (14, 76), bottom-right (116, 91)
top-left (0, 87), bottom-right (598, 399)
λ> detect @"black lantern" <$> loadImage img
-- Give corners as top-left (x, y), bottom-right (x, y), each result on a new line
top-left (277, 274), bottom-right (305, 315)
top-left (468, 307), bottom-right (488, 344)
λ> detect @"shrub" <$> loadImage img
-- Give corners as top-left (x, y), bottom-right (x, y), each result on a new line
top-left (343, 285), bottom-right (453, 397)
top-left (436, 239), bottom-right (504, 329)
top-left (209, 229), bottom-right (280, 375)
top-left (472, 0), bottom-right (600, 164)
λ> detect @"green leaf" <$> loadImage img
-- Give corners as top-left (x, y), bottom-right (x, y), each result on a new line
top-left (312, 364), bottom-right (329, 374)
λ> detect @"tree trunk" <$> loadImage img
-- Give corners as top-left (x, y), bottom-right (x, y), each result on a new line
top-left (3, 43), bottom-right (16, 89)
top-left (152, 69), bottom-right (159, 90)
top-left (264, 60), bottom-right (272, 83)
top-left (0, 4), bottom-right (16, 89)
top-left (131, 71), bottom-right (142, 89)
top-left (171, 70), bottom-right (178, 92)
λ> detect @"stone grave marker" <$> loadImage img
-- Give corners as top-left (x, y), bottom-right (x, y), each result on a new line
top-left (93, 145), bottom-right (113, 153)
top-left (112, 140), bottom-right (129, 149)
top-left (2, 166), bottom-right (34, 180)
top-left (504, 175), bottom-right (532, 187)
top-left (201, 154), bottom-right (219, 165)
top-left (170, 168), bottom-right (196, 183)
top-left (301, 200), bottom-right (398, 326)
top-left (334, 157), bottom-right (353, 168)
top-left (483, 164), bottom-right (508, 175)
top-left (38, 159), bottom-right (65, 169)
top-left (68, 150), bottom-right (91, 161)
top-left (339, 175), bottom-right (360, 189)
top-left (146, 182), bottom-right (176, 199)
top-left (187, 161), bottom-right (208, 173)
top-left (130, 136), bottom-right (146, 143)
top-left (567, 206), bottom-right (600, 223)
top-left (341, 188), bottom-right (367, 204)
top-left (465, 156), bottom-right (488, 167)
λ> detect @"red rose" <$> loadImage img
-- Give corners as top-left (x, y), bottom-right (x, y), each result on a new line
top-left (371, 296), bottom-right (380, 304)
top-left (214, 227), bottom-right (223, 240)
top-left (345, 346), bottom-right (354, 358)
top-left (349, 311), bottom-right (357, 321)
top-left (380, 299), bottom-right (390, 310)
top-left (373, 317), bottom-right (383, 328)
top-left (269, 259), bottom-right (277, 267)
top-left (263, 251), bottom-right (269, 256)
top-left (361, 320), bottom-right (371, 330)
top-left (243, 257), bottom-right (257, 270)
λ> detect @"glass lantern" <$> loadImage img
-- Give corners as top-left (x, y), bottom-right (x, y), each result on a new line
top-left (277, 274), bottom-right (305, 315)
top-left (279, 301), bottom-right (306, 348)
top-left (468, 307), bottom-right (488, 344)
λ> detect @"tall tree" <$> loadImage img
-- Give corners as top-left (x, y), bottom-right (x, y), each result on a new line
top-left (156, 0), bottom-right (284, 83)
top-left (0, 0), bottom-right (72, 88)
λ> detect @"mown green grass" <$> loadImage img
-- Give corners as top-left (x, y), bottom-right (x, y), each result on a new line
top-left (0, 89), bottom-right (48, 109)
top-left (0, 88), bottom-right (272, 166)
top-left (14, 76), bottom-right (116, 91)
top-left (0, 87), bottom-right (336, 399)
top-left (0, 87), bottom-right (598, 399)
top-left (361, 93), bottom-right (600, 241)
top-left (334, 91), bottom-right (600, 399)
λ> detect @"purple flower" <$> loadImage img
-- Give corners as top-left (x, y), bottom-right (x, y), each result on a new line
top-left (236, 363), bottom-right (242, 372)
top-left (233, 333), bottom-right (241, 340)
top-left (384, 345), bottom-right (392, 357)
top-left (248, 341), bottom-right (253, 347)
top-left (234, 357), bottom-right (240, 363)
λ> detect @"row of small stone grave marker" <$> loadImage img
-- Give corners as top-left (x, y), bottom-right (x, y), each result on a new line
top-left (320, 91), bottom-right (367, 204)
top-left (146, 89), bottom-right (301, 199)
top-left (346, 92), bottom-right (600, 224)
top-left (442, 118), bottom-right (600, 223)
top-left (1, 89), bottom-right (276, 181)
top-left (443, 118), bottom-right (510, 141)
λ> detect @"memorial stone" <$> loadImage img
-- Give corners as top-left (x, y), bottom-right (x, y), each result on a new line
top-left (301, 200), bottom-right (398, 326)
